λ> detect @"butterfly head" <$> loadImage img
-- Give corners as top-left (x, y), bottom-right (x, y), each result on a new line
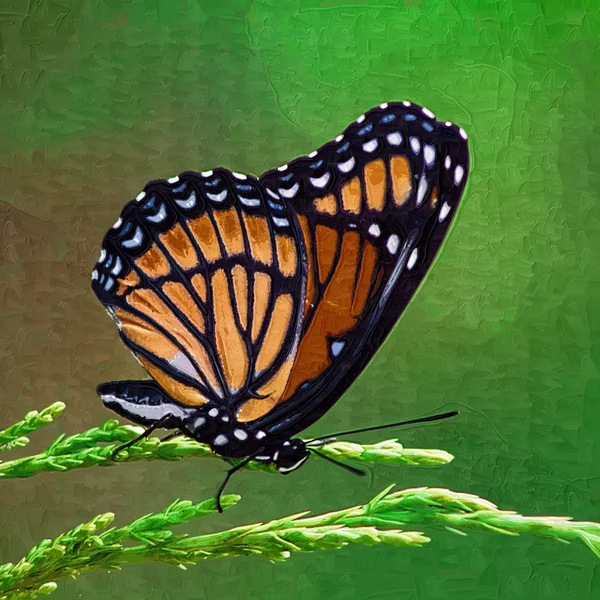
top-left (270, 438), bottom-right (310, 474)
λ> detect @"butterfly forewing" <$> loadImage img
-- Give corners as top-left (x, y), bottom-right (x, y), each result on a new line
top-left (92, 101), bottom-right (469, 441)
top-left (247, 102), bottom-right (470, 435)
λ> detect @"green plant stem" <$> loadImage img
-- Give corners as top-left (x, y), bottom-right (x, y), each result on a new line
top-left (0, 418), bottom-right (453, 480)
top-left (316, 439), bottom-right (454, 467)
top-left (0, 403), bottom-right (66, 453)
top-left (2, 486), bottom-right (599, 599)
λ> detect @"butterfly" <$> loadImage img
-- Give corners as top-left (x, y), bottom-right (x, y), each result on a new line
top-left (92, 101), bottom-right (469, 510)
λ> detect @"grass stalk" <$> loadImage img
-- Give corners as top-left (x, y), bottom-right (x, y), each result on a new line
top-left (1, 486), bottom-right (599, 599)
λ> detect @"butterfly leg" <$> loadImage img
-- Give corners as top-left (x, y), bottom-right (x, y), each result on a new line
top-left (111, 414), bottom-right (172, 461)
top-left (159, 424), bottom-right (195, 442)
top-left (215, 449), bottom-right (264, 513)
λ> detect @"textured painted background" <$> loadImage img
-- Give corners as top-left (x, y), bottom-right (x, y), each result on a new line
top-left (1, 1), bottom-right (599, 598)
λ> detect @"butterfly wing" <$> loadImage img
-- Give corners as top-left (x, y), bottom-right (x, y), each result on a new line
top-left (92, 168), bottom-right (307, 411)
top-left (236, 102), bottom-right (470, 436)
top-left (92, 101), bottom-right (469, 442)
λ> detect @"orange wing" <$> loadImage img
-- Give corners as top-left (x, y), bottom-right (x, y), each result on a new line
top-left (92, 170), bottom-right (307, 409)
top-left (234, 102), bottom-right (469, 435)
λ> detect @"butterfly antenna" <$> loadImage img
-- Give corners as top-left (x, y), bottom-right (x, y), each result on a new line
top-left (307, 410), bottom-right (459, 443)
top-left (310, 449), bottom-right (367, 477)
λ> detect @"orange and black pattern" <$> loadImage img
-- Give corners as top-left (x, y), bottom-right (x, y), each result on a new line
top-left (92, 101), bottom-right (469, 450)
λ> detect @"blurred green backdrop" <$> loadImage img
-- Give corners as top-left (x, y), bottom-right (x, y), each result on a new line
top-left (1, 0), bottom-right (600, 598)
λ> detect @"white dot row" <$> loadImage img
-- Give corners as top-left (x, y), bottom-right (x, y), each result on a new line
top-left (131, 103), bottom-right (467, 209)
top-left (192, 408), bottom-right (268, 447)
top-left (131, 148), bottom-right (464, 214)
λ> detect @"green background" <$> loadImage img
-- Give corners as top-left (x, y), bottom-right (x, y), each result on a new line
top-left (1, 0), bottom-right (599, 598)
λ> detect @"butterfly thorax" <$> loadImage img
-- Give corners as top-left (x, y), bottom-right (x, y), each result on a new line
top-left (187, 404), bottom-right (309, 471)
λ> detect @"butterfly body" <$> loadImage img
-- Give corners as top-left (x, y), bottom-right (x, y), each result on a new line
top-left (92, 101), bottom-right (470, 475)
top-left (98, 379), bottom-right (310, 470)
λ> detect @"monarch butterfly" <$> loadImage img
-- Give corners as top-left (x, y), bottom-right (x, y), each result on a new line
top-left (92, 101), bottom-right (469, 510)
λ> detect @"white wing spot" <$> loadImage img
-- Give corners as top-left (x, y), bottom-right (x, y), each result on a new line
top-left (410, 137), bottom-right (421, 154)
top-left (402, 100), bottom-right (411, 106)
top-left (416, 177), bottom-right (428, 206)
top-left (310, 172), bottom-right (330, 188)
top-left (213, 434), bottom-right (228, 446)
top-left (103, 276), bottom-right (115, 292)
top-left (111, 256), bottom-right (122, 276)
top-left (194, 417), bottom-right (206, 428)
top-left (454, 165), bottom-right (465, 185)
top-left (439, 201), bottom-right (451, 222)
top-left (206, 190), bottom-right (227, 203)
top-left (201, 170), bottom-right (213, 177)
top-left (147, 203), bottom-right (167, 223)
top-left (234, 429), bottom-right (248, 441)
top-left (445, 121), bottom-right (452, 127)
top-left (386, 132), bottom-right (402, 146)
top-left (136, 191), bottom-right (146, 202)
top-left (208, 408), bottom-right (219, 417)
top-left (422, 107), bottom-right (435, 119)
top-left (331, 340), bottom-right (345, 357)
top-left (459, 128), bottom-right (468, 140)
top-left (176, 192), bottom-right (197, 210)
top-left (424, 144), bottom-right (435, 167)
top-left (169, 352), bottom-right (199, 379)
top-left (278, 182), bottom-right (299, 198)
top-left (255, 431), bottom-right (266, 440)
top-left (232, 172), bottom-right (247, 180)
top-left (444, 156), bottom-right (451, 170)
top-left (308, 150), bottom-right (318, 158)
top-left (99, 249), bottom-right (107, 263)
top-left (380, 102), bottom-right (389, 109)
top-left (91, 269), bottom-right (98, 280)
top-left (338, 157), bottom-right (355, 173)
top-left (368, 223), bottom-right (381, 238)
top-left (335, 134), bottom-right (344, 142)
top-left (362, 139), bottom-right (378, 153)
top-left (272, 216), bottom-right (290, 227)
top-left (239, 196), bottom-right (261, 207)
top-left (122, 226), bottom-right (144, 249)
top-left (266, 188), bottom-right (280, 200)
top-left (112, 217), bottom-right (123, 229)
top-left (387, 234), bottom-right (400, 255)
top-left (167, 176), bottom-right (179, 184)
top-left (356, 114), bottom-right (366, 123)
top-left (407, 248), bottom-right (418, 270)
top-left (278, 164), bottom-right (288, 172)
